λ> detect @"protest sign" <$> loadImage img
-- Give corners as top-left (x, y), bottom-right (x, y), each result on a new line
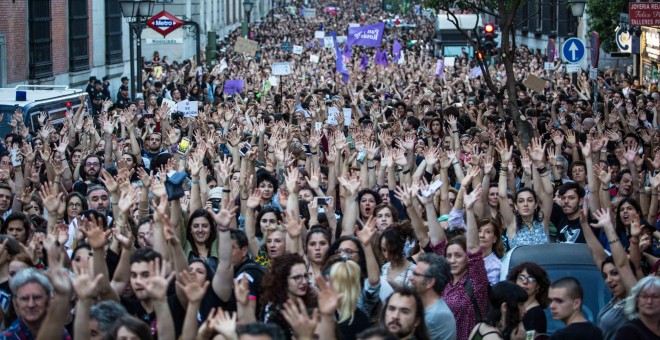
top-left (343, 108), bottom-right (352, 126)
top-left (303, 8), bottom-right (316, 17)
top-left (268, 76), bottom-right (279, 87)
top-left (161, 98), bottom-right (176, 115)
top-left (524, 74), bottom-right (546, 93)
top-left (327, 107), bottom-right (339, 125)
top-left (315, 31), bottom-right (325, 39)
top-left (444, 56), bottom-right (456, 67)
top-left (293, 45), bottom-right (303, 54)
top-left (271, 62), bottom-right (292, 76)
top-left (223, 80), bottom-right (244, 94)
top-left (310, 55), bottom-right (320, 63)
top-left (177, 100), bottom-right (199, 117)
top-left (323, 37), bottom-right (335, 48)
top-left (234, 37), bottom-right (258, 56)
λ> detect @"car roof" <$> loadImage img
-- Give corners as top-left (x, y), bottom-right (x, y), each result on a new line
top-left (509, 243), bottom-right (597, 267)
top-left (0, 87), bottom-right (82, 106)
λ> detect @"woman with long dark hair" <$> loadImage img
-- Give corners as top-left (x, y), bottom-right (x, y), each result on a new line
top-left (182, 209), bottom-right (218, 270)
top-left (507, 262), bottom-right (550, 334)
top-left (468, 281), bottom-right (528, 340)
top-left (260, 253), bottom-right (313, 340)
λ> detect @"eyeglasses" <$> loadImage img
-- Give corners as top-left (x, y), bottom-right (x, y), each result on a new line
top-left (638, 294), bottom-right (660, 302)
top-left (15, 294), bottom-right (46, 305)
top-left (517, 275), bottom-right (537, 284)
top-left (336, 248), bottom-right (359, 256)
top-left (288, 274), bottom-right (309, 283)
top-left (68, 202), bottom-right (82, 208)
top-left (411, 271), bottom-right (432, 279)
top-left (85, 162), bottom-right (100, 167)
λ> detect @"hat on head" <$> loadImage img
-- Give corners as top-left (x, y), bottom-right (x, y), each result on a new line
top-left (208, 187), bottom-right (223, 200)
top-left (89, 76), bottom-right (97, 82)
top-left (121, 76), bottom-right (129, 82)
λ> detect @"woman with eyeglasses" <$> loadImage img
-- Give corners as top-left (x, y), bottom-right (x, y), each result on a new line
top-left (506, 262), bottom-right (550, 334)
top-left (615, 276), bottom-right (660, 339)
top-left (260, 253), bottom-right (313, 340)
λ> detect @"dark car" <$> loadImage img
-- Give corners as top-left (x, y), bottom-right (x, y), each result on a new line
top-left (499, 243), bottom-right (611, 334)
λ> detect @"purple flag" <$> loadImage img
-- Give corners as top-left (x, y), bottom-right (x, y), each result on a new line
top-left (347, 22), bottom-right (385, 47)
top-left (435, 60), bottom-right (444, 78)
top-left (392, 39), bottom-right (402, 61)
top-left (333, 34), bottom-right (349, 83)
top-left (360, 53), bottom-right (368, 71)
top-left (223, 80), bottom-right (244, 94)
top-left (468, 66), bottom-right (483, 79)
top-left (342, 43), bottom-right (352, 59)
top-left (374, 49), bottom-right (382, 65)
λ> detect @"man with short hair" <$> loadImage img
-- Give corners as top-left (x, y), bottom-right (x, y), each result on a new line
top-left (549, 277), bottom-right (603, 339)
top-left (225, 229), bottom-right (263, 318)
top-left (408, 253), bottom-right (456, 340)
top-left (237, 322), bottom-right (285, 340)
top-left (551, 182), bottom-right (588, 243)
top-left (380, 287), bottom-right (429, 340)
top-left (3, 268), bottom-right (71, 339)
top-left (86, 185), bottom-right (110, 216)
top-left (0, 183), bottom-right (13, 220)
top-left (89, 301), bottom-right (128, 340)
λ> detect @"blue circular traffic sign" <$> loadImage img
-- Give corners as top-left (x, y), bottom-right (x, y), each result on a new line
top-left (561, 38), bottom-right (585, 64)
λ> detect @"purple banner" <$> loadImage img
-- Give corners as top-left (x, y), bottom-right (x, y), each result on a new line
top-left (393, 39), bottom-right (402, 61)
top-left (435, 60), bottom-right (444, 78)
top-left (347, 22), bottom-right (385, 47)
top-left (223, 80), bottom-right (244, 94)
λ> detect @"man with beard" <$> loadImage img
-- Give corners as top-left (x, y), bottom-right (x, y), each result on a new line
top-left (551, 182), bottom-right (590, 243)
top-left (86, 184), bottom-right (111, 217)
top-left (0, 183), bottom-right (13, 220)
top-left (380, 287), bottom-right (430, 340)
top-left (141, 132), bottom-right (166, 171)
top-left (408, 253), bottom-right (456, 340)
top-left (72, 155), bottom-right (103, 196)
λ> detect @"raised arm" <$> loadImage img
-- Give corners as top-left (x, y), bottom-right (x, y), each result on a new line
top-left (37, 268), bottom-right (73, 340)
top-left (244, 189), bottom-right (263, 258)
top-left (81, 216), bottom-right (119, 302)
top-left (338, 175), bottom-right (360, 237)
top-left (464, 184), bottom-right (483, 253)
top-left (590, 208), bottom-right (638, 295)
top-left (144, 259), bottom-right (176, 340)
top-left (210, 199), bottom-right (239, 301)
top-left (177, 271), bottom-right (210, 340)
top-left (495, 140), bottom-right (516, 237)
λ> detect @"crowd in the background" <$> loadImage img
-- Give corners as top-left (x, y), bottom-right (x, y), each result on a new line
top-left (0, 0), bottom-right (659, 340)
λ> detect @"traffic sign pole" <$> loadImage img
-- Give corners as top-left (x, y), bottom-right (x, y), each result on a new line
top-left (590, 32), bottom-right (600, 116)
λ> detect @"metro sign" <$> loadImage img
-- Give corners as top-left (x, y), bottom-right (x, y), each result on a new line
top-left (147, 11), bottom-right (184, 37)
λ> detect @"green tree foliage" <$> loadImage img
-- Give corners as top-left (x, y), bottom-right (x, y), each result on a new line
top-left (586, 0), bottom-right (628, 52)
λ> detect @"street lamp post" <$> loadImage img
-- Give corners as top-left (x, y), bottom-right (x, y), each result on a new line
top-left (242, 0), bottom-right (254, 38)
top-left (119, 0), bottom-right (155, 100)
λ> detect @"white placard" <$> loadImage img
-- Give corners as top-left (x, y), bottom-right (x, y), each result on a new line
top-left (323, 37), bottom-right (335, 48)
top-left (315, 31), bottom-right (325, 39)
top-left (293, 45), bottom-right (303, 54)
top-left (336, 36), bottom-right (347, 44)
top-left (177, 100), bottom-right (199, 117)
top-left (327, 107), bottom-right (339, 125)
top-left (343, 108), bottom-right (352, 126)
top-left (271, 62), bottom-right (292, 76)
top-left (348, 23), bottom-right (360, 28)
top-left (310, 55), bottom-right (320, 63)
top-left (544, 62), bottom-right (554, 70)
top-left (444, 56), bottom-right (456, 67)
top-left (566, 63), bottom-right (581, 74)
top-left (268, 76), bottom-right (279, 87)
top-left (303, 8), bottom-right (316, 17)
top-left (161, 98), bottom-right (177, 115)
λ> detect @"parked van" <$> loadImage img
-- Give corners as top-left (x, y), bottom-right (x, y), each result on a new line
top-left (0, 85), bottom-right (87, 138)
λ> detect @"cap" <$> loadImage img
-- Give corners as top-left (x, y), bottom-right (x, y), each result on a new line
top-left (121, 76), bottom-right (129, 82)
top-left (89, 76), bottom-right (97, 82)
top-left (208, 187), bottom-right (223, 200)
top-left (102, 75), bottom-right (109, 81)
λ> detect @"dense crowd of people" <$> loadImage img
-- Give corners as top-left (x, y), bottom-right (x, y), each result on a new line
top-left (0, 0), bottom-right (659, 339)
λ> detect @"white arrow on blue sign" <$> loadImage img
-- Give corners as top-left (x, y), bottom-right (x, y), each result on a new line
top-left (561, 38), bottom-right (585, 64)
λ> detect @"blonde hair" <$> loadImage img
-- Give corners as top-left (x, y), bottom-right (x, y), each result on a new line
top-left (329, 260), bottom-right (362, 324)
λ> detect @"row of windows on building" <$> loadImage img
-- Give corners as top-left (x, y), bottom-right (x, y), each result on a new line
top-left (28, 0), bottom-right (123, 79)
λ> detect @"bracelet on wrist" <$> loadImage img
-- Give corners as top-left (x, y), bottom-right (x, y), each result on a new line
top-left (608, 238), bottom-right (620, 245)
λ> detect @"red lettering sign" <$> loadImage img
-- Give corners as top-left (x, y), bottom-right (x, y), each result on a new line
top-left (629, 3), bottom-right (660, 26)
top-left (147, 11), bottom-right (184, 37)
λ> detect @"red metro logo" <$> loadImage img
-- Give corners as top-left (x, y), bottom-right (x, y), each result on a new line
top-left (147, 11), bottom-right (184, 37)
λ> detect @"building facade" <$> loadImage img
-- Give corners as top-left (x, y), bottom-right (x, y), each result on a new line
top-left (0, 0), bottom-right (272, 91)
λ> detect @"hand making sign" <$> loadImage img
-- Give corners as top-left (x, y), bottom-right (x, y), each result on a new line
top-left (147, 11), bottom-right (184, 37)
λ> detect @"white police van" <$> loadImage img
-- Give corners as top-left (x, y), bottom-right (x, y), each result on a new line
top-left (0, 85), bottom-right (87, 138)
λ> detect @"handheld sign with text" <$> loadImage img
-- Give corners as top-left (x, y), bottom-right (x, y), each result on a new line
top-left (146, 11), bottom-right (184, 37)
top-left (323, 37), bottom-right (335, 48)
top-left (346, 22), bottom-right (385, 47)
top-left (315, 31), bottom-right (326, 39)
top-left (343, 108), bottom-right (352, 126)
top-left (327, 107), bottom-right (339, 125)
top-left (223, 80), bottom-right (244, 94)
top-left (293, 45), bottom-right (303, 54)
top-left (310, 55), bottom-right (320, 63)
top-left (271, 62), bottom-right (292, 76)
top-left (234, 37), bottom-right (259, 57)
top-left (177, 100), bottom-right (199, 117)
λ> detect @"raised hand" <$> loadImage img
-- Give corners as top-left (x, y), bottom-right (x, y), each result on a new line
top-left (464, 184), bottom-right (483, 210)
top-left (528, 137), bottom-right (546, 164)
top-left (207, 197), bottom-right (238, 229)
top-left (590, 208), bottom-right (613, 229)
top-left (314, 275), bottom-right (343, 316)
top-left (39, 182), bottom-right (63, 214)
top-left (144, 258), bottom-right (175, 301)
top-left (72, 259), bottom-right (103, 300)
top-left (284, 167), bottom-right (300, 194)
top-left (281, 298), bottom-right (319, 340)
top-left (99, 169), bottom-right (119, 194)
top-left (306, 165), bottom-right (321, 191)
top-left (80, 215), bottom-right (112, 250)
top-left (285, 217), bottom-right (306, 239)
top-left (176, 270), bottom-right (210, 303)
top-left (338, 175), bottom-right (360, 196)
top-left (495, 139), bottom-right (512, 164)
top-left (118, 185), bottom-right (139, 215)
top-left (356, 216), bottom-right (377, 245)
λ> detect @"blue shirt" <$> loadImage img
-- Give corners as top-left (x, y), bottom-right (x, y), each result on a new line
top-left (0, 318), bottom-right (71, 340)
